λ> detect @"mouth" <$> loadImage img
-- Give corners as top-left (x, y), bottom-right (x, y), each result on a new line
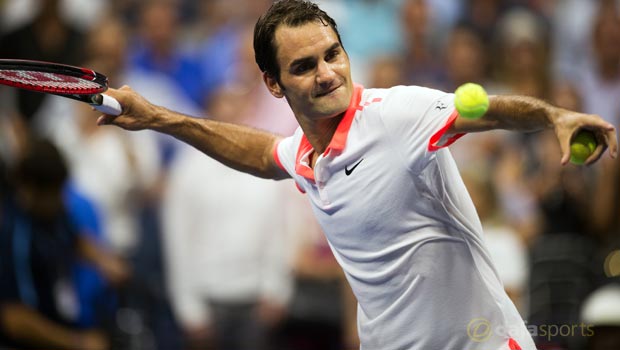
top-left (314, 84), bottom-right (341, 98)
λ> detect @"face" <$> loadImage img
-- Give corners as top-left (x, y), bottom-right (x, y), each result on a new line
top-left (264, 21), bottom-right (353, 122)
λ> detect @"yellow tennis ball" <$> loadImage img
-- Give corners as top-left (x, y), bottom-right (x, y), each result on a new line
top-left (570, 130), bottom-right (597, 165)
top-left (454, 83), bottom-right (489, 119)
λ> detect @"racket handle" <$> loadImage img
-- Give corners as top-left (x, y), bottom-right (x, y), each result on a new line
top-left (92, 94), bottom-right (122, 116)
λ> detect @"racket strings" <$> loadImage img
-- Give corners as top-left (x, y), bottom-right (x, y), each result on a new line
top-left (0, 69), bottom-right (103, 94)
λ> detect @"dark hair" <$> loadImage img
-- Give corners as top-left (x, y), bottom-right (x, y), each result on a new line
top-left (13, 138), bottom-right (68, 191)
top-left (253, 0), bottom-right (343, 79)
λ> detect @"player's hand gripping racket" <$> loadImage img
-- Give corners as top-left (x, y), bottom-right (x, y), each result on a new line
top-left (0, 59), bottom-right (121, 115)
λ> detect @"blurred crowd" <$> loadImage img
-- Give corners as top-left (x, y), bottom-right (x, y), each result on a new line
top-left (0, 0), bottom-right (619, 349)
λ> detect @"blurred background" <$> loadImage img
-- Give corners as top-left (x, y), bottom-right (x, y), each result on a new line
top-left (0, 0), bottom-right (619, 349)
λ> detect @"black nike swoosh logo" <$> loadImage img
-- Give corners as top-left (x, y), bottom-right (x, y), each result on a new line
top-left (345, 158), bottom-right (364, 176)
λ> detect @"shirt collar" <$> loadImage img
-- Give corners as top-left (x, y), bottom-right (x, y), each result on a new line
top-left (297, 83), bottom-right (363, 155)
top-left (294, 84), bottom-right (363, 180)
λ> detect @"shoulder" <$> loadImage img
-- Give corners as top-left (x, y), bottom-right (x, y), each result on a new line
top-left (363, 85), bottom-right (450, 121)
top-left (279, 127), bottom-right (304, 150)
top-left (384, 85), bottom-right (447, 100)
top-left (363, 85), bottom-right (448, 110)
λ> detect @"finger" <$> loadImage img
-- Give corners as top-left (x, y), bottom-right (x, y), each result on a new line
top-left (606, 127), bottom-right (618, 159)
top-left (103, 85), bottom-right (132, 101)
top-left (585, 143), bottom-right (606, 166)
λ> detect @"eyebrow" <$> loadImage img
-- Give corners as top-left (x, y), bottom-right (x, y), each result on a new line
top-left (289, 42), bottom-right (342, 69)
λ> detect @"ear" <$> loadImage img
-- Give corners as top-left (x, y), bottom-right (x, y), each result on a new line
top-left (263, 73), bottom-right (284, 98)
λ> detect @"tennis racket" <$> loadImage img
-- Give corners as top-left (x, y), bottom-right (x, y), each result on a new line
top-left (0, 59), bottom-right (121, 115)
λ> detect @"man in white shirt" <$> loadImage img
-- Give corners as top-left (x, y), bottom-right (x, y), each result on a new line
top-left (97, 1), bottom-right (617, 349)
top-left (162, 144), bottom-right (292, 350)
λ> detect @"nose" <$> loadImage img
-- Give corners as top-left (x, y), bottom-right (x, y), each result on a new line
top-left (316, 60), bottom-right (336, 86)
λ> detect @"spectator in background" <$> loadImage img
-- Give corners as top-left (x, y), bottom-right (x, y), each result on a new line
top-left (127, 0), bottom-right (204, 108)
top-left (62, 180), bottom-right (112, 330)
top-left (0, 0), bottom-right (85, 124)
top-left (0, 0), bottom-right (109, 33)
top-left (196, 0), bottom-right (273, 108)
top-left (316, 0), bottom-right (404, 84)
top-left (163, 30), bottom-right (300, 346)
top-left (163, 143), bottom-right (293, 350)
top-left (50, 101), bottom-right (168, 349)
top-left (84, 16), bottom-right (201, 170)
top-left (368, 55), bottom-right (406, 89)
top-left (549, 0), bottom-right (597, 82)
top-left (0, 139), bottom-right (129, 350)
top-left (576, 0), bottom-right (620, 128)
top-left (39, 18), bottom-right (175, 258)
top-left (447, 14), bottom-right (542, 245)
top-left (194, 0), bottom-right (248, 109)
top-left (423, 0), bottom-right (462, 40)
top-left (53, 100), bottom-right (160, 259)
top-left (492, 7), bottom-right (551, 99)
top-left (82, 16), bottom-right (199, 114)
top-left (524, 81), bottom-right (604, 350)
top-left (459, 0), bottom-right (504, 45)
top-left (442, 23), bottom-right (490, 91)
top-left (581, 283), bottom-right (620, 350)
top-left (23, 17), bottom-right (198, 350)
top-left (591, 149), bottom-right (620, 241)
top-left (399, 0), bottom-right (445, 88)
top-left (206, 25), bottom-right (299, 136)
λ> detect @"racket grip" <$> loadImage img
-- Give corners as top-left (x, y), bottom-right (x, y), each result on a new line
top-left (93, 94), bottom-right (122, 116)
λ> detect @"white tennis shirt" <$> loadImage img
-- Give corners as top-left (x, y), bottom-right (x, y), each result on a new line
top-left (274, 85), bottom-right (536, 350)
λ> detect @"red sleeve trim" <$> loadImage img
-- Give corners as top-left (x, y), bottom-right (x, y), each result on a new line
top-left (273, 138), bottom-right (306, 194)
top-left (272, 139), bottom-right (285, 171)
top-left (428, 110), bottom-right (466, 152)
top-left (508, 338), bottom-right (521, 350)
top-left (295, 182), bottom-right (306, 194)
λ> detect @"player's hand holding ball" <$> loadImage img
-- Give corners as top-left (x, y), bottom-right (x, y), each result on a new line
top-left (569, 130), bottom-right (598, 165)
top-left (454, 83), bottom-right (489, 119)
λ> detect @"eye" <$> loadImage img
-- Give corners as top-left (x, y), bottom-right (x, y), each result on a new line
top-left (325, 49), bottom-right (339, 62)
top-left (292, 61), bottom-right (315, 75)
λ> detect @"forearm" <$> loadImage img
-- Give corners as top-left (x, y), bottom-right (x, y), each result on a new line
top-left (449, 92), bottom-right (617, 165)
top-left (78, 236), bottom-right (130, 285)
top-left (452, 95), bottom-right (556, 133)
top-left (1, 303), bottom-right (80, 349)
top-left (153, 107), bottom-right (285, 179)
top-left (100, 87), bottom-right (288, 180)
top-left (487, 95), bottom-right (556, 131)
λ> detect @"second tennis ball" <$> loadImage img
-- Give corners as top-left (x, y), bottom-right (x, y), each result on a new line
top-left (570, 130), bottom-right (597, 165)
top-left (454, 83), bottom-right (489, 119)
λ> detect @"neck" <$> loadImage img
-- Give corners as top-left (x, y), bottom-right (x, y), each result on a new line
top-left (298, 113), bottom-right (344, 155)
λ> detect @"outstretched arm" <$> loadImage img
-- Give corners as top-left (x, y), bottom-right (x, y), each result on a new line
top-left (448, 94), bottom-right (618, 165)
top-left (97, 86), bottom-right (289, 180)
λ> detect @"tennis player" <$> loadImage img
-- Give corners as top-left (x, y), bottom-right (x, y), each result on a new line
top-left (98, 1), bottom-right (617, 349)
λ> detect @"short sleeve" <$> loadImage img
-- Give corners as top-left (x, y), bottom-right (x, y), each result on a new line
top-left (380, 86), bottom-right (463, 173)
top-left (274, 128), bottom-right (306, 193)
top-left (274, 133), bottom-right (297, 177)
